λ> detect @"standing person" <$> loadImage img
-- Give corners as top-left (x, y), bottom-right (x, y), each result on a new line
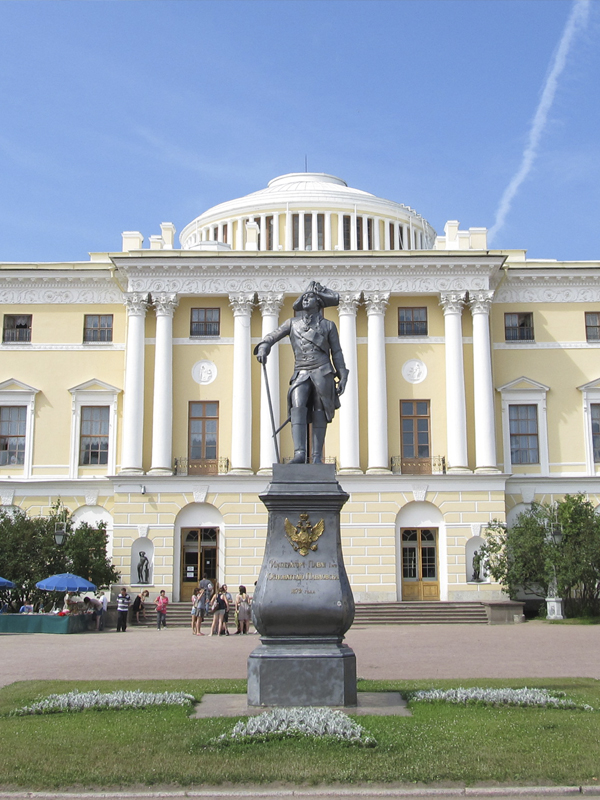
top-left (220, 584), bottom-right (233, 635)
top-left (235, 585), bottom-right (252, 635)
top-left (210, 585), bottom-right (228, 636)
top-left (190, 588), bottom-right (200, 635)
top-left (83, 596), bottom-right (104, 631)
top-left (97, 591), bottom-right (108, 630)
top-left (197, 573), bottom-right (213, 636)
top-left (132, 590), bottom-right (149, 624)
top-left (155, 590), bottom-right (168, 630)
top-left (116, 587), bottom-right (130, 632)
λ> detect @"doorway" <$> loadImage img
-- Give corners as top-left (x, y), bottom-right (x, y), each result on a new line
top-left (180, 527), bottom-right (218, 602)
top-left (401, 528), bottom-right (440, 601)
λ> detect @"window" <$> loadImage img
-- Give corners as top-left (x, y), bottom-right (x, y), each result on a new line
top-left (366, 218), bottom-right (373, 250)
top-left (222, 223), bottom-right (228, 244)
top-left (509, 405), bottom-right (539, 464)
top-left (400, 400), bottom-right (431, 474)
top-left (3, 315), bottom-right (32, 343)
top-left (389, 222), bottom-right (395, 250)
top-left (84, 314), bottom-right (113, 343)
top-left (266, 216), bottom-right (273, 250)
top-left (189, 402), bottom-right (219, 472)
top-left (317, 214), bottom-right (324, 250)
top-left (304, 214), bottom-right (312, 250)
top-left (343, 215), bottom-right (351, 250)
top-left (585, 312), bottom-right (600, 341)
top-left (0, 406), bottom-right (26, 465)
top-left (592, 404), bottom-right (600, 463)
top-left (79, 406), bottom-right (109, 465)
top-left (292, 214), bottom-right (300, 250)
top-left (505, 312), bottom-right (534, 341)
top-left (190, 308), bottom-right (220, 337)
top-left (356, 217), bottom-right (363, 250)
top-left (398, 308), bottom-right (427, 336)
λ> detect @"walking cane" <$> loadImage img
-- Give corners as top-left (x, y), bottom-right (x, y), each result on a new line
top-left (262, 361), bottom-right (283, 464)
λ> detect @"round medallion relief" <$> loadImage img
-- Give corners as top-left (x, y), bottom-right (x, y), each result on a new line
top-left (192, 360), bottom-right (217, 385)
top-left (402, 359), bottom-right (427, 384)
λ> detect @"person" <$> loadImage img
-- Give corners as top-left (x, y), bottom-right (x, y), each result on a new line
top-left (190, 588), bottom-right (200, 635)
top-left (254, 281), bottom-right (348, 464)
top-left (132, 589), bottom-right (149, 624)
top-left (63, 592), bottom-right (78, 614)
top-left (97, 591), bottom-right (108, 630)
top-left (137, 551), bottom-right (150, 584)
top-left (235, 585), bottom-right (252, 635)
top-left (197, 573), bottom-right (213, 635)
top-left (83, 595), bottom-right (104, 631)
top-left (116, 587), bottom-right (131, 632)
top-left (219, 584), bottom-right (233, 635)
top-left (155, 590), bottom-right (168, 630)
top-left (210, 585), bottom-right (228, 636)
top-left (19, 603), bottom-right (34, 614)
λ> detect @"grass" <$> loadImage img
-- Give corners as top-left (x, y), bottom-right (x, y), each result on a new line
top-left (0, 678), bottom-right (599, 789)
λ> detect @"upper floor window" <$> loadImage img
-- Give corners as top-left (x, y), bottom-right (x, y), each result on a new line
top-left (505, 312), bottom-right (534, 342)
top-left (400, 400), bottom-right (431, 472)
top-left (585, 312), bottom-right (600, 341)
top-left (592, 404), bottom-right (600, 463)
top-left (84, 314), bottom-right (113, 343)
top-left (3, 315), bottom-right (32, 343)
top-left (399, 308), bottom-right (427, 336)
top-left (509, 404), bottom-right (539, 464)
top-left (0, 406), bottom-right (26, 465)
top-left (190, 308), bottom-right (220, 337)
top-left (189, 402), bottom-right (218, 462)
top-left (79, 406), bottom-right (109, 465)
top-left (356, 217), bottom-right (363, 250)
top-left (343, 215), bottom-right (351, 250)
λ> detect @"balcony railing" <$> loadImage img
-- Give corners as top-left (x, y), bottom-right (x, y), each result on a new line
top-left (391, 455), bottom-right (446, 475)
top-left (173, 457), bottom-right (230, 476)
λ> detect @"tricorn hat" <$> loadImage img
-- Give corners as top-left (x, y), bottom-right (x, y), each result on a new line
top-left (293, 281), bottom-right (339, 312)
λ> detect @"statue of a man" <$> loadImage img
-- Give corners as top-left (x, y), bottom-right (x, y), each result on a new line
top-left (255, 282), bottom-right (348, 464)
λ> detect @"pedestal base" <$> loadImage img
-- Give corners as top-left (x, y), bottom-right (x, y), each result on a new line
top-left (248, 636), bottom-right (357, 707)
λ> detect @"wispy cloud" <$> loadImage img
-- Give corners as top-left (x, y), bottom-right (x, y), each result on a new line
top-left (488, 0), bottom-right (590, 244)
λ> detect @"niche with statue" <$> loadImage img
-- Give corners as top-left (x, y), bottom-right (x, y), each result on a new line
top-left (131, 538), bottom-right (154, 585)
top-left (465, 535), bottom-right (489, 584)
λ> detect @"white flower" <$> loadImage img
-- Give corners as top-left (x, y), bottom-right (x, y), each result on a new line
top-left (12, 689), bottom-right (195, 716)
top-left (408, 687), bottom-right (593, 711)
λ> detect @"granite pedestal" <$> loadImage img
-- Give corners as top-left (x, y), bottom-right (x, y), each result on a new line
top-left (248, 463), bottom-right (357, 707)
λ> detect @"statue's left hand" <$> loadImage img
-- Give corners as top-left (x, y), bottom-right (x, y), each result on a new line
top-left (336, 372), bottom-right (348, 396)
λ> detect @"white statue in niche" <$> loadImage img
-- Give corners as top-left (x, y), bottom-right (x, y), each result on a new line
top-left (402, 359), bottom-right (427, 384)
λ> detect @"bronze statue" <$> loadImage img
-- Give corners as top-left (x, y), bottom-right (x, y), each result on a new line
top-left (255, 282), bottom-right (348, 464)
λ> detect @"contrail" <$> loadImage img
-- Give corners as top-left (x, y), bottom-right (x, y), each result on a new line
top-left (488, 0), bottom-right (590, 244)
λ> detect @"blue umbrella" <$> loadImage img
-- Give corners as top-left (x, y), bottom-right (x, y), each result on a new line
top-left (0, 576), bottom-right (15, 589)
top-left (36, 573), bottom-right (96, 592)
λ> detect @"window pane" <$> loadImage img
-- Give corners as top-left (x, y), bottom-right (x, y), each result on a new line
top-left (190, 309), bottom-right (220, 337)
top-left (0, 406), bottom-right (26, 465)
top-left (79, 407), bottom-right (109, 465)
top-left (401, 402), bottom-right (414, 416)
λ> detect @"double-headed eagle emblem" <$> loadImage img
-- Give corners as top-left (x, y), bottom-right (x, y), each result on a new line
top-left (284, 513), bottom-right (325, 556)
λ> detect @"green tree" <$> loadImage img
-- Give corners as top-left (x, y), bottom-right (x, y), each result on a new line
top-left (0, 502), bottom-right (119, 610)
top-left (480, 494), bottom-right (600, 617)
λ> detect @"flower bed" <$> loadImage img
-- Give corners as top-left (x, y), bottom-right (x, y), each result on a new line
top-left (12, 689), bottom-right (195, 716)
top-left (407, 686), bottom-right (593, 710)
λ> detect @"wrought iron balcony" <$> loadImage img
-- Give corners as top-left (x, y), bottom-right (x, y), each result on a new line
top-left (173, 457), bottom-right (230, 476)
top-left (390, 455), bottom-right (446, 475)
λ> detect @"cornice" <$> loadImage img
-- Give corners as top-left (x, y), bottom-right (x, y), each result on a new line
top-left (0, 274), bottom-right (122, 305)
top-left (495, 273), bottom-right (600, 303)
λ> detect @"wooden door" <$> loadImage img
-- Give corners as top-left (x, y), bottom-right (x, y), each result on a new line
top-left (401, 528), bottom-right (440, 601)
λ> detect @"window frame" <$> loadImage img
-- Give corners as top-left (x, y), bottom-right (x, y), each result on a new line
top-left (0, 379), bottom-right (39, 478)
top-left (68, 380), bottom-right (120, 477)
top-left (190, 308), bottom-right (220, 338)
top-left (3, 314), bottom-right (32, 344)
top-left (508, 404), bottom-right (539, 465)
top-left (83, 314), bottom-right (114, 343)
top-left (578, 378), bottom-right (600, 474)
top-left (504, 312), bottom-right (534, 342)
top-left (399, 400), bottom-right (431, 473)
top-left (0, 405), bottom-right (27, 467)
top-left (498, 378), bottom-right (549, 474)
top-left (585, 312), bottom-right (600, 342)
top-left (398, 307), bottom-right (428, 337)
top-left (188, 401), bottom-right (219, 469)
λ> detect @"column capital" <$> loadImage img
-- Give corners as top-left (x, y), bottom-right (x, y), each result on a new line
top-left (338, 291), bottom-right (361, 316)
top-left (439, 291), bottom-right (467, 315)
top-left (257, 292), bottom-right (284, 317)
top-left (468, 290), bottom-right (494, 315)
top-left (124, 293), bottom-right (150, 316)
top-left (153, 292), bottom-right (179, 317)
top-left (229, 292), bottom-right (255, 317)
top-left (364, 291), bottom-right (390, 316)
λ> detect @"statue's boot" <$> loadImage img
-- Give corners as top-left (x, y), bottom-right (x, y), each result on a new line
top-left (289, 407), bottom-right (308, 464)
top-left (311, 409), bottom-right (327, 464)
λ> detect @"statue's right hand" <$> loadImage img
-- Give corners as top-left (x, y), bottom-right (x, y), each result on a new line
top-left (255, 343), bottom-right (270, 363)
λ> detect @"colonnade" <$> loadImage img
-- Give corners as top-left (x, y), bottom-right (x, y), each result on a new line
top-left (187, 213), bottom-right (425, 252)
top-left (119, 288), bottom-right (498, 476)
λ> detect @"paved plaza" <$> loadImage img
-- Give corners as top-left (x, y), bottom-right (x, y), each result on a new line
top-left (1, 621), bottom-right (600, 687)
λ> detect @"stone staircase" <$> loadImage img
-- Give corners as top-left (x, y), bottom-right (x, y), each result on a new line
top-left (129, 601), bottom-right (489, 628)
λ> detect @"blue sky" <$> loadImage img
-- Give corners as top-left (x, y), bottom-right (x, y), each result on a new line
top-left (1, 0), bottom-right (598, 263)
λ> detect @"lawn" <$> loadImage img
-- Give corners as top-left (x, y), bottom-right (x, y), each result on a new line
top-left (0, 677), bottom-right (599, 789)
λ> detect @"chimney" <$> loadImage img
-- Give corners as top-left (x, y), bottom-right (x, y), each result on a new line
top-left (160, 223), bottom-right (176, 250)
top-left (121, 231), bottom-right (144, 252)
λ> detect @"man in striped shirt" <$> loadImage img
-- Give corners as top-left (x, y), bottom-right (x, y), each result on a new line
top-left (116, 587), bottom-right (131, 632)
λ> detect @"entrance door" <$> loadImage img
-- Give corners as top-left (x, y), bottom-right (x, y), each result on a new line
top-left (401, 528), bottom-right (439, 601)
top-left (180, 527), bottom-right (218, 602)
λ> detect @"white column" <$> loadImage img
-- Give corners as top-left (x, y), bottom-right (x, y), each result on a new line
top-left (374, 217), bottom-right (381, 250)
top-left (364, 292), bottom-right (390, 474)
top-left (259, 214), bottom-right (267, 251)
top-left (469, 291), bottom-right (499, 473)
top-left (236, 217), bottom-right (244, 250)
top-left (440, 292), bottom-right (470, 473)
top-left (257, 293), bottom-right (284, 474)
top-left (273, 213), bottom-right (280, 250)
top-left (337, 293), bottom-right (362, 473)
top-left (120, 293), bottom-right (150, 473)
top-left (229, 293), bottom-right (255, 474)
top-left (285, 206), bottom-right (292, 251)
top-left (299, 211), bottom-right (305, 251)
top-left (325, 211), bottom-right (332, 251)
top-left (311, 211), bottom-right (318, 252)
top-left (384, 219), bottom-right (390, 250)
top-left (149, 293), bottom-right (179, 474)
top-left (337, 213), bottom-right (344, 251)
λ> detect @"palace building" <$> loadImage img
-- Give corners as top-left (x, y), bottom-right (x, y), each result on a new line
top-left (2, 171), bottom-right (600, 604)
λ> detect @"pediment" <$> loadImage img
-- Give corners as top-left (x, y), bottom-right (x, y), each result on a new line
top-left (497, 376), bottom-right (550, 393)
top-left (578, 377), bottom-right (600, 392)
top-left (0, 378), bottom-right (40, 394)
top-left (68, 379), bottom-right (121, 394)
